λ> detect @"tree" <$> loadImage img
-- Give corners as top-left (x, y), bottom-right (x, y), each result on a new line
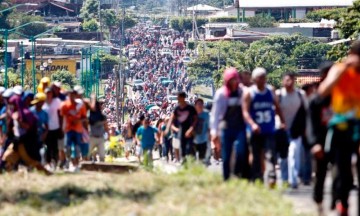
top-left (7, 13), bottom-right (48, 37)
top-left (337, 0), bottom-right (360, 39)
top-left (0, 0), bottom-right (11, 29)
top-left (306, 8), bottom-right (347, 22)
top-left (51, 70), bottom-right (78, 89)
top-left (188, 35), bottom-right (326, 89)
top-left (82, 19), bottom-right (99, 32)
top-left (80, 0), bottom-right (99, 21)
top-left (102, 9), bottom-right (118, 28)
top-left (292, 42), bottom-right (332, 69)
top-left (170, 17), bottom-right (208, 32)
top-left (327, 43), bottom-right (349, 61)
top-left (247, 15), bottom-right (275, 28)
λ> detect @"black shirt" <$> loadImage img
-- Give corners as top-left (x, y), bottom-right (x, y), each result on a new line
top-left (173, 104), bottom-right (197, 139)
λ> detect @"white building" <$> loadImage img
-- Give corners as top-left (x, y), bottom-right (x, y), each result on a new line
top-left (213, 0), bottom-right (354, 20)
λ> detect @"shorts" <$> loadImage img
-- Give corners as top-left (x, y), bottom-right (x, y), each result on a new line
top-left (125, 139), bottom-right (133, 151)
top-left (58, 138), bottom-right (65, 151)
top-left (172, 138), bottom-right (180, 149)
top-left (136, 146), bottom-right (142, 156)
top-left (79, 143), bottom-right (89, 158)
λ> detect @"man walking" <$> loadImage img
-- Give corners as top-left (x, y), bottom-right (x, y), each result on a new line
top-left (243, 67), bottom-right (286, 187)
top-left (276, 73), bottom-right (308, 188)
top-left (169, 92), bottom-right (197, 161)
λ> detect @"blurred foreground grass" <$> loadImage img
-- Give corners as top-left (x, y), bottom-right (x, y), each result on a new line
top-left (0, 165), bottom-right (294, 216)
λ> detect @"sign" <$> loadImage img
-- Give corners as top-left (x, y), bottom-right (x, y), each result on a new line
top-left (25, 59), bottom-right (77, 74)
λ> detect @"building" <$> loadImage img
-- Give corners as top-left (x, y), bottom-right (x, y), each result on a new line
top-left (215, 0), bottom-right (353, 20)
top-left (4, 38), bottom-right (113, 78)
top-left (186, 4), bottom-right (221, 16)
top-left (204, 21), bottom-right (334, 42)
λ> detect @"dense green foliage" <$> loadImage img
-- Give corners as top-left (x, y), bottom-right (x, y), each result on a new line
top-left (51, 70), bottom-right (78, 89)
top-left (337, 0), bottom-right (360, 39)
top-left (0, 0), bottom-right (10, 29)
top-left (306, 8), bottom-right (347, 22)
top-left (82, 19), bottom-right (99, 32)
top-left (247, 15), bottom-right (275, 28)
top-left (188, 35), bottom-right (332, 88)
top-left (209, 17), bottom-right (238, 23)
top-left (170, 17), bottom-right (208, 32)
top-left (102, 9), bottom-right (137, 30)
top-left (80, 0), bottom-right (99, 21)
top-left (7, 13), bottom-right (48, 37)
top-left (292, 42), bottom-right (332, 69)
top-left (327, 44), bottom-right (349, 62)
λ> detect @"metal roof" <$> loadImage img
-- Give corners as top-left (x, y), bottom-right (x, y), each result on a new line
top-left (186, 4), bottom-right (221, 11)
top-left (237, 0), bottom-right (353, 8)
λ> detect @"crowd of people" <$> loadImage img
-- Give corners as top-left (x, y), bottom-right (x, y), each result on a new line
top-left (0, 78), bottom-right (109, 173)
top-left (0, 20), bottom-right (359, 216)
top-left (100, 22), bottom-right (360, 215)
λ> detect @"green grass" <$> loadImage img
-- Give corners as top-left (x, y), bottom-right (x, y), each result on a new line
top-left (0, 165), bottom-right (295, 216)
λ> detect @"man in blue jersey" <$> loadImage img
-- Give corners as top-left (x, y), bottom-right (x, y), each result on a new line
top-left (243, 67), bottom-right (286, 187)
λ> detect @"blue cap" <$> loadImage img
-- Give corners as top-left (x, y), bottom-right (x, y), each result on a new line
top-left (22, 91), bottom-right (34, 102)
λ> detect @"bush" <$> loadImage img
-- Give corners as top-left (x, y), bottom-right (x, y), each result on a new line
top-left (51, 70), bottom-right (78, 88)
top-left (209, 16), bottom-right (238, 23)
top-left (187, 41), bottom-right (195, 50)
top-left (82, 19), bottom-right (99, 32)
top-left (247, 15), bottom-right (275, 28)
top-left (306, 8), bottom-right (347, 22)
top-left (170, 17), bottom-right (208, 32)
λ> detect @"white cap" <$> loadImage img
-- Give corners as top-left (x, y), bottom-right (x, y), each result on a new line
top-left (0, 87), bottom-right (6, 94)
top-left (73, 85), bottom-right (84, 95)
top-left (13, 85), bottom-right (23, 95)
top-left (2, 88), bottom-right (13, 98)
top-left (53, 81), bottom-right (62, 88)
top-left (252, 67), bottom-right (267, 79)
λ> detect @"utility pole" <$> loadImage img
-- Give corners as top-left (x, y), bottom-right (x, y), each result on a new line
top-left (98, 0), bottom-right (103, 42)
top-left (120, 6), bottom-right (125, 124)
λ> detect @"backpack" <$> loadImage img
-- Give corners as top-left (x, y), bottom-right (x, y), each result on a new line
top-left (290, 91), bottom-right (307, 139)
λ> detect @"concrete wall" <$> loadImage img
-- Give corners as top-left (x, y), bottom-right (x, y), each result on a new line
top-left (249, 27), bottom-right (314, 37)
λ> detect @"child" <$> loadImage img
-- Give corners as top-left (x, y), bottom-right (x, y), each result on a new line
top-left (136, 117), bottom-right (159, 167)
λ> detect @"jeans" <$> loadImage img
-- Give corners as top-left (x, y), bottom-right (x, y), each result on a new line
top-left (65, 131), bottom-right (82, 159)
top-left (279, 158), bottom-right (288, 182)
top-left (300, 145), bottom-right (312, 184)
top-left (194, 142), bottom-right (207, 160)
top-left (288, 137), bottom-right (302, 187)
top-left (180, 137), bottom-right (195, 158)
top-left (163, 137), bottom-right (173, 161)
top-left (220, 128), bottom-right (249, 181)
top-left (251, 134), bottom-right (276, 183)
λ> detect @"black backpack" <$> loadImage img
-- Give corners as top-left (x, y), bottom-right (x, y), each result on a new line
top-left (290, 91), bottom-right (307, 139)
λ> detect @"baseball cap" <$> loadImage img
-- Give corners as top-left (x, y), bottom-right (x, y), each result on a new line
top-left (13, 85), bottom-right (23, 95)
top-left (53, 81), bottom-right (62, 88)
top-left (41, 77), bottom-right (50, 84)
top-left (73, 85), bottom-right (84, 95)
top-left (252, 67), bottom-right (267, 79)
top-left (0, 87), bottom-right (6, 95)
top-left (2, 88), bottom-right (14, 98)
top-left (31, 92), bottom-right (46, 105)
top-left (22, 91), bottom-right (34, 101)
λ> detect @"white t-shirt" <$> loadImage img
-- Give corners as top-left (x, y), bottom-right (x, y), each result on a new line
top-left (43, 98), bottom-right (62, 130)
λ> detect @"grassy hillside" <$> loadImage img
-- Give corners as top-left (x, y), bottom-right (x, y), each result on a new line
top-left (0, 165), bottom-right (295, 216)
